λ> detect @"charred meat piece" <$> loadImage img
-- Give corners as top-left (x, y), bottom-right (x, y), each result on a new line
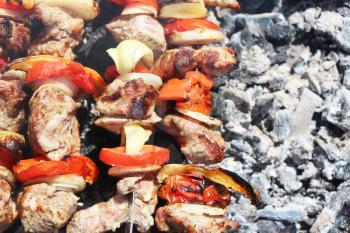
top-left (96, 78), bottom-right (159, 119)
top-left (106, 14), bottom-right (166, 58)
top-left (160, 113), bottom-right (225, 164)
top-left (203, 0), bottom-right (240, 9)
top-left (0, 77), bottom-right (26, 133)
top-left (18, 183), bottom-right (79, 233)
top-left (0, 179), bottom-right (17, 232)
top-left (28, 2), bottom-right (84, 60)
top-left (28, 84), bottom-right (81, 161)
top-left (0, 17), bottom-right (31, 58)
top-left (66, 194), bottom-right (130, 233)
top-left (156, 203), bottom-right (240, 233)
top-left (152, 46), bottom-right (237, 79)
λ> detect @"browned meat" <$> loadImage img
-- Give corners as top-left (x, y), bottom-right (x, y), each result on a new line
top-left (66, 194), bottom-right (130, 233)
top-left (0, 17), bottom-right (30, 58)
top-left (116, 175), bottom-right (143, 195)
top-left (151, 46), bottom-right (238, 79)
top-left (18, 183), bottom-right (78, 233)
top-left (96, 78), bottom-right (159, 119)
top-left (0, 78), bottom-right (26, 133)
top-left (28, 2), bottom-right (84, 60)
top-left (155, 203), bottom-right (240, 233)
top-left (28, 84), bottom-right (81, 161)
top-left (0, 179), bottom-right (17, 232)
top-left (106, 14), bottom-right (166, 58)
top-left (203, 0), bottom-right (240, 9)
top-left (160, 113), bottom-right (225, 164)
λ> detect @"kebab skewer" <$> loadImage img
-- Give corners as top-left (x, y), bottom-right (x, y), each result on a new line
top-left (9, 56), bottom-right (103, 232)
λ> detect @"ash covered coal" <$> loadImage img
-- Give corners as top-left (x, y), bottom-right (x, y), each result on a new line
top-left (210, 0), bottom-right (350, 232)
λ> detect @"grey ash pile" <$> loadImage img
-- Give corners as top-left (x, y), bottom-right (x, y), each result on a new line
top-left (207, 0), bottom-right (350, 232)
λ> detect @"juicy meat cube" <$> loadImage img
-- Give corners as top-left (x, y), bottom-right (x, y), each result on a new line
top-left (0, 179), bottom-right (17, 232)
top-left (28, 2), bottom-right (84, 60)
top-left (106, 14), bottom-right (166, 58)
top-left (151, 46), bottom-right (238, 79)
top-left (28, 84), bottom-right (81, 161)
top-left (96, 78), bottom-right (159, 119)
top-left (155, 203), bottom-right (240, 233)
top-left (67, 194), bottom-right (130, 233)
top-left (0, 17), bottom-right (30, 58)
top-left (160, 113), bottom-right (225, 164)
top-left (0, 78), bottom-right (26, 133)
top-left (116, 175), bottom-right (143, 195)
top-left (203, 0), bottom-right (240, 10)
top-left (18, 183), bottom-right (79, 233)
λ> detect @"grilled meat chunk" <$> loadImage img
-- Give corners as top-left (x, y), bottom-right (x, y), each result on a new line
top-left (203, 0), bottom-right (240, 9)
top-left (160, 113), bottom-right (225, 164)
top-left (0, 17), bottom-right (30, 58)
top-left (156, 203), bottom-right (240, 233)
top-left (28, 84), bottom-right (81, 161)
top-left (67, 194), bottom-right (130, 233)
top-left (0, 179), bottom-right (17, 232)
top-left (106, 14), bottom-right (166, 58)
top-left (152, 46), bottom-right (237, 79)
top-left (28, 2), bottom-right (84, 60)
top-left (96, 78), bottom-right (159, 119)
top-left (116, 175), bottom-right (143, 195)
top-left (18, 183), bottom-right (79, 233)
top-left (0, 77), bottom-right (26, 133)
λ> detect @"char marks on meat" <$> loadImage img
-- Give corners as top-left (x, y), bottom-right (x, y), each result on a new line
top-left (28, 2), bottom-right (84, 60)
top-left (0, 179), bottom-right (17, 232)
top-left (152, 46), bottom-right (238, 79)
top-left (96, 78), bottom-right (159, 119)
top-left (18, 183), bottom-right (78, 233)
top-left (203, 0), bottom-right (240, 10)
top-left (155, 203), bottom-right (240, 233)
top-left (160, 113), bottom-right (225, 164)
top-left (107, 14), bottom-right (166, 58)
top-left (0, 17), bottom-right (30, 58)
top-left (28, 84), bottom-right (81, 161)
top-left (0, 77), bottom-right (26, 133)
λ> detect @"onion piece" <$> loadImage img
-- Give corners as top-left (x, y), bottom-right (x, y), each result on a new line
top-left (118, 73), bottom-right (163, 90)
top-left (95, 112), bottom-right (162, 135)
top-left (159, 3), bottom-right (207, 19)
top-left (124, 124), bottom-right (152, 154)
top-left (175, 108), bottom-right (222, 127)
top-left (35, 0), bottom-right (100, 20)
top-left (0, 166), bottom-right (16, 188)
top-left (108, 165), bottom-right (161, 177)
top-left (23, 174), bottom-right (86, 193)
top-left (107, 40), bottom-right (154, 75)
top-left (121, 3), bottom-right (157, 17)
top-left (157, 164), bottom-right (263, 208)
top-left (168, 28), bottom-right (224, 46)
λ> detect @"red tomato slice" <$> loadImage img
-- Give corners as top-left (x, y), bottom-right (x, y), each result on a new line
top-left (0, 1), bottom-right (25, 12)
top-left (104, 65), bottom-right (119, 83)
top-left (0, 148), bottom-right (14, 170)
top-left (26, 61), bottom-right (96, 95)
top-left (99, 145), bottom-right (170, 167)
top-left (13, 155), bottom-right (99, 184)
top-left (0, 56), bottom-right (8, 72)
top-left (164, 19), bottom-right (220, 36)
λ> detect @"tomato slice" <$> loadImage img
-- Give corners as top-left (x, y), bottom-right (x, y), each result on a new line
top-left (109, 0), bottom-right (159, 9)
top-left (164, 19), bottom-right (220, 36)
top-left (26, 61), bottom-right (97, 95)
top-left (158, 71), bottom-right (214, 115)
top-left (0, 148), bottom-right (14, 170)
top-left (0, 1), bottom-right (25, 12)
top-left (104, 65), bottom-right (119, 83)
top-left (99, 145), bottom-right (170, 167)
top-left (0, 56), bottom-right (8, 72)
top-left (13, 155), bottom-right (99, 184)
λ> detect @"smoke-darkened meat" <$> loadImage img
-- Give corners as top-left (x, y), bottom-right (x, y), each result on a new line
top-left (0, 77), bottom-right (26, 133)
top-left (160, 113), bottom-right (225, 164)
top-left (0, 179), bottom-right (17, 232)
top-left (156, 203), bottom-right (240, 233)
top-left (28, 2), bottom-right (84, 60)
top-left (0, 17), bottom-right (30, 58)
top-left (106, 14), bottom-right (166, 58)
top-left (66, 194), bottom-right (130, 233)
top-left (28, 84), bottom-right (81, 161)
top-left (18, 183), bottom-right (79, 233)
top-left (96, 78), bottom-right (159, 119)
top-left (151, 46), bottom-right (237, 79)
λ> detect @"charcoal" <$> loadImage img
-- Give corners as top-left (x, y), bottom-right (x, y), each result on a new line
top-left (257, 204), bottom-right (308, 222)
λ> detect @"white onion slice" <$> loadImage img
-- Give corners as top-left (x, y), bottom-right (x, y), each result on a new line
top-left (0, 166), bottom-right (16, 188)
top-left (23, 174), bottom-right (86, 193)
top-left (168, 28), bottom-right (224, 46)
top-left (159, 3), bottom-right (207, 19)
top-left (175, 108), bottom-right (222, 127)
top-left (121, 4), bottom-right (157, 17)
top-left (118, 73), bottom-right (163, 90)
top-left (36, 0), bottom-right (99, 20)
